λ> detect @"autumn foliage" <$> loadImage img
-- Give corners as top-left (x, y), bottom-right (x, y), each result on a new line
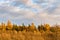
top-left (0, 20), bottom-right (60, 40)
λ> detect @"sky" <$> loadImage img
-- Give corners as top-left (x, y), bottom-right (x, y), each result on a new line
top-left (0, 0), bottom-right (60, 26)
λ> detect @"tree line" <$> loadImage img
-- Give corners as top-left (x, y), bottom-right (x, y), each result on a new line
top-left (0, 20), bottom-right (60, 33)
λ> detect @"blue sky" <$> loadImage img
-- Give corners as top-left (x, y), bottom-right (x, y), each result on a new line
top-left (0, 0), bottom-right (60, 26)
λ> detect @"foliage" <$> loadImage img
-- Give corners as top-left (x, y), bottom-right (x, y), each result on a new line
top-left (6, 20), bottom-right (13, 30)
top-left (38, 25), bottom-right (45, 31)
top-left (0, 20), bottom-right (60, 40)
top-left (28, 23), bottom-right (37, 32)
top-left (12, 24), bottom-right (18, 31)
top-left (50, 27), bottom-right (56, 32)
top-left (44, 24), bottom-right (50, 31)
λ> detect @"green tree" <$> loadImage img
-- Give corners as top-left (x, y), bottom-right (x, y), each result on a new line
top-left (38, 24), bottom-right (46, 32)
top-left (50, 27), bottom-right (55, 32)
top-left (12, 24), bottom-right (18, 31)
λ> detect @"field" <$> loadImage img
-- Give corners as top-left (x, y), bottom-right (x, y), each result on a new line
top-left (0, 29), bottom-right (59, 40)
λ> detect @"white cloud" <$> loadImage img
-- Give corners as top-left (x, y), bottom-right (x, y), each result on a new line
top-left (0, 0), bottom-right (60, 25)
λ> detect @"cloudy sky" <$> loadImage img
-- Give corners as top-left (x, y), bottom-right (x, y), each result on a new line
top-left (0, 0), bottom-right (60, 25)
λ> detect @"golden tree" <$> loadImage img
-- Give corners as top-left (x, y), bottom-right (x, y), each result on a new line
top-left (0, 24), bottom-right (2, 30)
top-left (29, 23), bottom-right (36, 32)
top-left (6, 20), bottom-right (13, 30)
top-left (1, 23), bottom-right (6, 30)
top-left (44, 24), bottom-right (50, 31)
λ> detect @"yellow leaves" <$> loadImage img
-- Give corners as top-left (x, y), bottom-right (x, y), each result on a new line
top-left (29, 23), bottom-right (36, 32)
top-left (1, 23), bottom-right (6, 31)
top-left (7, 20), bottom-right (13, 30)
top-left (31, 23), bottom-right (36, 30)
top-left (44, 24), bottom-right (50, 30)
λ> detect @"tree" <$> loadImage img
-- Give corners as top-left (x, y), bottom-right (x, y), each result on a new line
top-left (29, 23), bottom-right (36, 32)
top-left (22, 23), bottom-right (26, 31)
top-left (50, 27), bottom-right (55, 32)
top-left (38, 24), bottom-right (46, 33)
top-left (22, 23), bottom-right (25, 27)
top-left (44, 24), bottom-right (50, 31)
top-left (38, 25), bottom-right (45, 31)
top-left (12, 24), bottom-right (18, 31)
top-left (1, 23), bottom-right (6, 30)
top-left (6, 20), bottom-right (13, 30)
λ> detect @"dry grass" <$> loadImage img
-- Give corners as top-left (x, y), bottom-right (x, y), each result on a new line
top-left (0, 30), bottom-right (59, 40)
top-left (0, 30), bottom-right (43, 40)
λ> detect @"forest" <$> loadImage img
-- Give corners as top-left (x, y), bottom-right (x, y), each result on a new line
top-left (0, 20), bottom-right (60, 40)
